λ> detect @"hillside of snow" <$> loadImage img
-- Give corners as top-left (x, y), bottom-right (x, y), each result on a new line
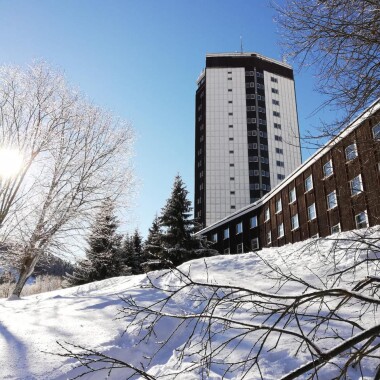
top-left (1, 228), bottom-right (380, 379)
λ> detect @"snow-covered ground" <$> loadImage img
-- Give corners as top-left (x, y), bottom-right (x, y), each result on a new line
top-left (1, 228), bottom-right (380, 379)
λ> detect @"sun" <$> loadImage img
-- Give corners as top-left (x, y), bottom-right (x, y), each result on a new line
top-left (0, 148), bottom-right (24, 180)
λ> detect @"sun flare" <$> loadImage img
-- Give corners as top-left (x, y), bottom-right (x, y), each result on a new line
top-left (0, 148), bottom-right (24, 180)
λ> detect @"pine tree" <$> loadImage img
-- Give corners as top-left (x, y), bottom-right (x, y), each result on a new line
top-left (141, 214), bottom-right (165, 272)
top-left (155, 175), bottom-right (218, 268)
top-left (160, 175), bottom-right (194, 249)
top-left (65, 199), bottom-right (124, 286)
top-left (144, 214), bottom-right (164, 256)
top-left (120, 229), bottom-right (144, 274)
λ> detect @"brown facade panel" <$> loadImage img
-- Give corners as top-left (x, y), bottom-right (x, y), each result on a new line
top-left (202, 105), bottom-right (380, 255)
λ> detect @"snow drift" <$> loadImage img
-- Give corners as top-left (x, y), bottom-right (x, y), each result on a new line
top-left (1, 227), bottom-right (380, 379)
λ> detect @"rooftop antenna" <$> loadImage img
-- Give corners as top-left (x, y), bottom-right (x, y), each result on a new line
top-left (240, 36), bottom-right (244, 54)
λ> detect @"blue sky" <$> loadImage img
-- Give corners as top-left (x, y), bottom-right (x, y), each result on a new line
top-left (0, 0), bottom-right (329, 238)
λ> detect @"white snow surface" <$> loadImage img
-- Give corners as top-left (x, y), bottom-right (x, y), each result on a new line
top-left (1, 227), bottom-right (380, 379)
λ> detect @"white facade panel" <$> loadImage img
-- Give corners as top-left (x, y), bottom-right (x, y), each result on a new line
top-left (264, 72), bottom-right (301, 188)
top-left (205, 67), bottom-right (250, 226)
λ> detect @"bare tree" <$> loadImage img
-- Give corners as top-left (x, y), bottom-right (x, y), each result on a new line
top-left (58, 228), bottom-right (380, 379)
top-left (0, 62), bottom-right (135, 298)
top-left (275, 0), bottom-right (380, 135)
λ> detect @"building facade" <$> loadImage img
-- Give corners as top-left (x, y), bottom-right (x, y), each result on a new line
top-left (194, 53), bottom-right (302, 228)
top-left (197, 101), bottom-right (380, 254)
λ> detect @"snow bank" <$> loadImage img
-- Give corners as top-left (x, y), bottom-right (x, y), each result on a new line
top-left (0, 227), bottom-right (379, 379)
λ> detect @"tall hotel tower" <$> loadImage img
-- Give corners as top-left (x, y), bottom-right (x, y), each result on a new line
top-left (195, 53), bottom-right (302, 228)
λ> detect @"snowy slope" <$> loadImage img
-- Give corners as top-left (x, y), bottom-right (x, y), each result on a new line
top-left (1, 228), bottom-right (380, 379)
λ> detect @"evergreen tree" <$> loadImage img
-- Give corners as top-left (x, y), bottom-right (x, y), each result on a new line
top-left (120, 229), bottom-right (144, 274)
top-left (65, 199), bottom-right (124, 286)
top-left (160, 175), bottom-right (194, 249)
top-left (141, 214), bottom-right (165, 272)
top-left (148, 175), bottom-right (218, 269)
top-left (144, 214), bottom-right (164, 256)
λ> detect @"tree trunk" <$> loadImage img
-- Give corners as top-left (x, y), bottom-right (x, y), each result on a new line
top-left (10, 253), bottom-right (40, 298)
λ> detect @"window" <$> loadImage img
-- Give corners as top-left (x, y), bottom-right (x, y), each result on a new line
top-left (246, 82), bottom-right (255, 88)
top-left (345, 143), bottom-right (358, 161)
top-left (248, 143), bottom-right (257, 149)
top-left (246, 94), bottom-right (255, 99)
top-left (258, 107), bottom-right (266, 113)
top-left (355, 211), bottom-right (368, 229)
top-left (247, 118), bottom-right (257, 124)
top-left (231, 205), bottom-right (236, 209)
top-left (275, 198), bottom-right (282, 213)
top-left (267, 231), bottom-right (272, 244)
top-left (229, 124), bottom-right (233, 128)
top-left (289, 187), bottom-right (296, 203)
top-left (323, 160), bottom-right (333, 178)
top-left (264, 207), bottom-right (270, 222)
top-left (224, 248), bottom-right (230, 254)
top-left (274, 123), bottom-right (281, 129)
top-left (291, 214), bottom-right (299, 230)
top-left (331, 223), bottom-right (341, 234)
top-left (237, 243), bottom-right (244, 254)
top-left (307, 203), bottom-right (317, 221)
top-left (275, 135), bottom-right (283, 142)
top-left (248, 130), bottom-right (257, 136)
top-left (250, 216), bottom-right (258, 228)
top-left (271, 88), bottom-right (279, 94)
top-left (228, 77), bottom-right (232, 80)
top-left (230, 191), bottom-right (235, 195)
top-left (350, 174), bottom-right (363, 195)
top-left (230, 177), bottom-right (235, 181)
top-left (273, 111), bottom-right (281, 117)
top-left (230, 163), bottom-right (234, 167)
top-left (259, 131), bottom-right (267, 138)
top-left (278, 223), bottom-right (284, 238)
top-left (251, 238), bottom-right (259, 251)
top-left (372, 123), bottom-right (380, 140)
top-left (276, 160), bottom-right (284, 167)
top-left (259, 119), bottom-right (267, 125)
top-left (247, 106), bottom-right (255, 111)
top-left (271, 77), bottom-right (278, 83)
top-left (257, 83), bottom-right (264, 89)
top-left (276, 148), bottom-right (283, 154)
top-left (224, 228), bottom-right (229, 240)
top-left (327, 190), bottom-right (338, 210)
top-left (277, 174), bottom-right (285, 180)
top-left (228, 112), bottom-right (233, 116)
top-left (256, 72), bottom-right (264, 78)
top-left (249, 156), bottom-right (259, 162)
top-left (228, 100), bottom-right (233, 104)
top-left (272, 99), bottom-right (280, 105)
top-left (211, 233), bottom-right (218, 243)
top-left (305, 175), bottom-right (313, 192)
top-left (228, 89), bottom-right (232, 92)
top-left (236, 222), bottom-right (243, 234)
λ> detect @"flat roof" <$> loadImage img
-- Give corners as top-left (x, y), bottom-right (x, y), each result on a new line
top-left (206, 52), bottom-right (292, 69)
